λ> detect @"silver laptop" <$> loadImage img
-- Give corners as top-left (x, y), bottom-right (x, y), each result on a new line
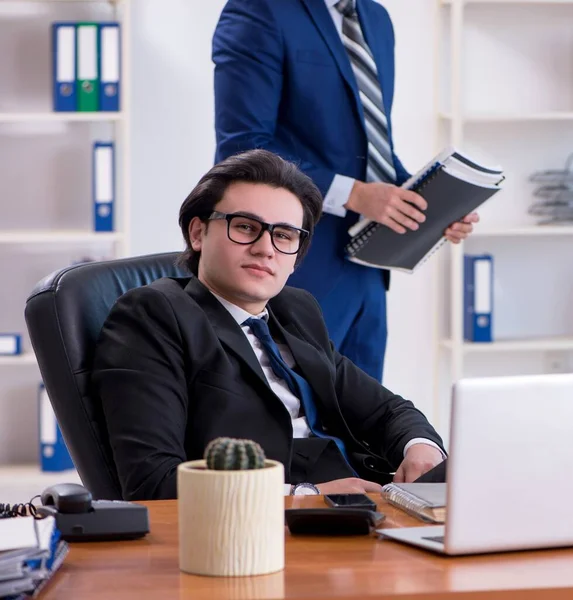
top-left (379, 373), bottom-right (573, 555)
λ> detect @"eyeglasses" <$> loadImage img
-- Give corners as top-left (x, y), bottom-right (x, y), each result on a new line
top-left (207, 211), bottom-right (309, 255)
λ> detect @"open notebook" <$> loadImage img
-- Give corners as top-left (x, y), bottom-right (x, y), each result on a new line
top-left (345, 147), bottom-right (505, 272)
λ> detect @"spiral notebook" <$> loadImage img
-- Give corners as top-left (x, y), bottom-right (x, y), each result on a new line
top-left (381, 482), bottom-right (446, 524)
top-left (345, 147), bottom-right (505, 272)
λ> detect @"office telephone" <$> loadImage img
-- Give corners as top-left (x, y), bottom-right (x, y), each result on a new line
top-left (37, 483), bottom-right (150, 542)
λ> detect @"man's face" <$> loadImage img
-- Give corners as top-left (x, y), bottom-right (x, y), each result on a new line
top-left (189, 182), bottom-right (304, 314)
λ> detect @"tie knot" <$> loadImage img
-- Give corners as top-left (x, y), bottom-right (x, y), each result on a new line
top-left (335, 0), bottom-right (356, 18)
top-left (244, 317), bottom-right (273, 342)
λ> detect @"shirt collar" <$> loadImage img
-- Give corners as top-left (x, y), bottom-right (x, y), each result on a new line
top-left (210, 291), bottom-right (268, 325)
top-left (324, 0), bottom-right (354, 9)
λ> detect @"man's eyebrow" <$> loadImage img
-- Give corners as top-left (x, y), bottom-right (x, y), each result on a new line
top-left (233, 211), bottom-right (262, 220)
top-left (232, 211), bottom-right (301, 229)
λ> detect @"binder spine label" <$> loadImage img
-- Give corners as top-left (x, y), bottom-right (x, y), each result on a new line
top-left (52, 24), bottom-right (77, 112)
top-left (39, 384), bottom-right (75, 472)
top-left (464, 254), bottom-right (493, 342)
top-left (0, 334), bottom-right (22, 355)
top-left (77, 23), bottom-right (100, 112)
top-left (99, 23), bottom-right (121, 111)
top-left (93, 142), bottom-right (115, 231)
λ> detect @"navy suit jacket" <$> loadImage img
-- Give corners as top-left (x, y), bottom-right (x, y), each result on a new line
top-left (213, 0), bottom-right (409, 295)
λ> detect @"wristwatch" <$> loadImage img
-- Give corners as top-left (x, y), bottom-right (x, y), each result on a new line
top-left (290, 482), bottom-right (320, 496)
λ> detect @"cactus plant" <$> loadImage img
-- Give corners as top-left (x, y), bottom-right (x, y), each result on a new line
top-left (204, 437), bottom-right (266, 471)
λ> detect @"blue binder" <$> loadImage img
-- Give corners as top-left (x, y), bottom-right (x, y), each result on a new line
top-left (98, 22), bottom-right (121, 111)
top-left (464, 254), bottom-right (494, 342)
top-left (0, 333), bottom-right (22, 355)
top-left (52, 23), bottom-right (77, 111)
top-left (92, 141), bottom-right (115, 231)
top-left (38, 384), bottom-right (74, 472)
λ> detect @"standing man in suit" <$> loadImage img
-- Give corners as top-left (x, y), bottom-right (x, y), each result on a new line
top-left (92, 149), bottom-right (445, 501)
top-left (213, 0), bottom-right (478, 381)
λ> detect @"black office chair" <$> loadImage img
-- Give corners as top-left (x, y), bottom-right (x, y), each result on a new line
top-left (25, 252), bottom-right (189, 500)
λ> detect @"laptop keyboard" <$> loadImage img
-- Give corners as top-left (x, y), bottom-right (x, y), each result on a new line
top-left (423, 535), bottom-right (445, 544)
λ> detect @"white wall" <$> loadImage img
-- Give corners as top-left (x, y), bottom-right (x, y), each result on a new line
top-left (130, 0), bottom-right (227, 257)
top-left (129, 0), bottom-right (441, 426)
top-left (377, 0), bottom-right (439, 424)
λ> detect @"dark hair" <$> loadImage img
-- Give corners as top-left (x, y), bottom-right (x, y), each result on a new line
top-left (177, 149), bottom-right (323, 275)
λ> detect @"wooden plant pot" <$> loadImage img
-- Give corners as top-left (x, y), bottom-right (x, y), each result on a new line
top-left (178, 459), bottom-right (285, 577)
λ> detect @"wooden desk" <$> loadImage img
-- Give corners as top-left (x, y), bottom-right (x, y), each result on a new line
top-left (41, 495), bottom-right (573, 600)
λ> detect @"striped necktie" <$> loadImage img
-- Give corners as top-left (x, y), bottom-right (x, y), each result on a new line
top-left (335, 0), bottom-right (397, 183)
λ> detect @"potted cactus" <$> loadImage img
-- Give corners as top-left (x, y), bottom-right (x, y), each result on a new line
top-left (177, 437), bottom-right (285, 577)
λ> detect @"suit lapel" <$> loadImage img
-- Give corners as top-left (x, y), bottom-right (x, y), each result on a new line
top-left (300, 0), bottom-right (366, 127)
top-left (183, 278), bottom-right (268, 388)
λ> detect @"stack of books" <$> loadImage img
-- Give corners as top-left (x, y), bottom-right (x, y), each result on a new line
top-left (0, 516), bottom-right (68, 598)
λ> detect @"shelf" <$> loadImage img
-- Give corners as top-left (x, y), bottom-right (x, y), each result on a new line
top-left (441, 337), bottom-right (573, 352)
top-left (0, 0), bottom-right (121, 4)
top-left (439, 111), bottom-right (573, 123)
top-left (0, 465), bottom-right (82, 505)
top-left (0, 230), bottom-right (123, 244)
top-left (472, 225), bottom-right (573, 237)
top-left (0, 353), bottom-right (37, 366)
top-left (0, 112), bottom-right (123, 124)
top-left (442, 0), bottom-right (573, 4)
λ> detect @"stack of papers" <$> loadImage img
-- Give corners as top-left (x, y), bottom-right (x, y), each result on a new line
top-left (0, 516), bottom-right (68, 598)
top-left (529, 162), bottom-right (573, 225)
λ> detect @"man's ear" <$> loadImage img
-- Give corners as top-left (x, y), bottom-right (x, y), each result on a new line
top-left (189, 217), bottom-right (205, 252)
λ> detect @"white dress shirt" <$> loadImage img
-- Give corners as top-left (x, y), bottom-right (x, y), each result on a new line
top-left (211, 292), bottom-right (444, 481)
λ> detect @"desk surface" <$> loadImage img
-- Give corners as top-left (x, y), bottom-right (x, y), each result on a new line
top-left (41, 495), bottom-right (573, 600)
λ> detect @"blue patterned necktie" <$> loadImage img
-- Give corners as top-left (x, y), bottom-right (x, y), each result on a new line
top-left (244, 317), bottom-right (356, 474)
top-left (335, 0), bottom-right (397, 183)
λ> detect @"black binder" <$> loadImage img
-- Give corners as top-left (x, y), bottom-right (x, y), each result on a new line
top-left (345, 148), bottom-right (505, 272)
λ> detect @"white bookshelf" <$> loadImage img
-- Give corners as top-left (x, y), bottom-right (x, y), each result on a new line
top-left (0, 230), bottom-right (124, 244)
top-left (0, 353), bottom-right (38, 366)
top-left (441, 337), bottom-right (573, 352)
top-left (473, 226), bottom-right (573, 237)
top-left (0, 465), bottom-right (81, 506)
top-left (442, 0), bottom-right (573, 4)
top-left (439, 111), bottom-right (573, 122)
top-left (0, 0), bottom-right (131, 487)
top-left (434, 0), bottom-right (573, 433)
top-left (0, 112), bottom-right (124, 123)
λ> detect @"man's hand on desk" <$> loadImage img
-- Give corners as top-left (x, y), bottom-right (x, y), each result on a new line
top-left (315, 477), bottom-right (383, 495)
top-left (393, 444), bottom-right (444, 483)
top-left (346, 180), bottom-right (427, 235)
top-left (444, 212), bottom-right (479, 243)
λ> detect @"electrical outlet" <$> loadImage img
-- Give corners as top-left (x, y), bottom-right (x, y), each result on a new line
top-left (544, 351), bottom-right (571, 374)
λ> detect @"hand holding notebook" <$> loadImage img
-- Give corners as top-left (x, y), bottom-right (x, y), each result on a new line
top-left (345, 180), bottom-right (430, 235)
top-left (345, 147), bottom-right (505, 272)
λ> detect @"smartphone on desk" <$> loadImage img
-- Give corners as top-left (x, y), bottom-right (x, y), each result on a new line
top-left (324, 493), bottom-right (377, 510)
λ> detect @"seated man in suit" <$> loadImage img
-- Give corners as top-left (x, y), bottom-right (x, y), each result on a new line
top-left (92, 149), bottom-right (445, 501)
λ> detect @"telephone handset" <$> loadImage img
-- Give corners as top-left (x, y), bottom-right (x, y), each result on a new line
top-left (38, 483), bottom-right (149, 542)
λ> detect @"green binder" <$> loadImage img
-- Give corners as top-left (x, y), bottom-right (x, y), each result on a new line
top-left (76, 22), bottom-right (99, 111)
